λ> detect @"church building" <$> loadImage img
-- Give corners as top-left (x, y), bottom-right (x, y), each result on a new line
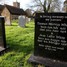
top-left (0, 1), bottom-right (26, 25)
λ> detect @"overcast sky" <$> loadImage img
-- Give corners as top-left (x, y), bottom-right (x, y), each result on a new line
top-left (0, 0), bottom-right (65, 10)
top-left (0, 0), bottom-right (32, 10)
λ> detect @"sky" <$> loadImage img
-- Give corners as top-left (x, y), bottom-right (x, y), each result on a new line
top-left (0, 0), bottom-right (32, 10)
top-left (0, 0), bottom-right (65, 10)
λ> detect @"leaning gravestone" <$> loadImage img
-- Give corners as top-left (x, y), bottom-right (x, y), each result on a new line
top-left (18, 16), bottom-right (26, 27)
top-left (0, 17), bottom-right (6, 53)
top-left (28, 13), bottom-right (67, 67)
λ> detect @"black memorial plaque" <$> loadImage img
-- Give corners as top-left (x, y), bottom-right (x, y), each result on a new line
top-left (34, 13), bottom-right (67, 62)
top-left (0, 17), bottom-right (6, 49)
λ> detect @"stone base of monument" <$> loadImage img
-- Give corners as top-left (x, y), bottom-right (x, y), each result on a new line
top-left (0, 46), bottom-right (8, 55)
top-left (28, 55), bottom-right (67, 67)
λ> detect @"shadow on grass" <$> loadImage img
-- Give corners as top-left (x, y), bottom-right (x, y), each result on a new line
top-left (11, 25), bottom-right (18, 26)
top-left (7, 41), bottom-right (34, 55)
top-left (25, 26), bottom-right (34, 28)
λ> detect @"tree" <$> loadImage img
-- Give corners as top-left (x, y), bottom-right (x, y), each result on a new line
top-left (30, 0), bottom-right (61, 12)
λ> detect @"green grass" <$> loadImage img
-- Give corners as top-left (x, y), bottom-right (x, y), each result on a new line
top-left (0, 20), bottom-right (34, 67)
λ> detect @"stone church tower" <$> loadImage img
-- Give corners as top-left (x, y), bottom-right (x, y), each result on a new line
top-left (63, 0), bottom-right (67, 12)
top-left (13, 1), bottom-right (20, 8)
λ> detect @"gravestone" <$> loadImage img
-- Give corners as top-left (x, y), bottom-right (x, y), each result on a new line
top-left (28, 13), bottom-right (67, 67)
top-left (18, 16), bottom-right (26, 27)
top-left (5, 17), bottom-right (11, 26)
top-left (25, 17), bottom-right (31, 23)
top-left (0, 17), bottom-right (6, 52)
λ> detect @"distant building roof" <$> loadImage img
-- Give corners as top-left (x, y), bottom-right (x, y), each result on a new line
top-left (4, 4), bottom-right (26, 15)
top-left (0, 5), bottom-right (4, 15)
top-left (0, 5), bottom-right (4, 11)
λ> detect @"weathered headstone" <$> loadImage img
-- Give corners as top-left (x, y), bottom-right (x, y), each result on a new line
top-left (5, 18), bottom-right (11, 26)
top-left (18, 16), bottom-right (26, 27)
top-left (28, 13), bottom-right (67, 67)
top-left (0, 17), bottom-right (6, 52)
top-left (25, 17), bottom-right (31, 23)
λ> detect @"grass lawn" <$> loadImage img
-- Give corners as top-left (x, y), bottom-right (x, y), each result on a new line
top-left (0, 20), bottom-right (34, 67)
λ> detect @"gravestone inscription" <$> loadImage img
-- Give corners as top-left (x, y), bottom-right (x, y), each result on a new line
top-left (0, 17), bottom-right (6, 52)
top-left (34, 13), bottom-right (67, 62)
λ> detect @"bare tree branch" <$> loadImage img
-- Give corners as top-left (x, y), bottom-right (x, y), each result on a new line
top-left (28, 0), bottom-right (61, 12)
top-left (38, 0), bottom-right (43, 6)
